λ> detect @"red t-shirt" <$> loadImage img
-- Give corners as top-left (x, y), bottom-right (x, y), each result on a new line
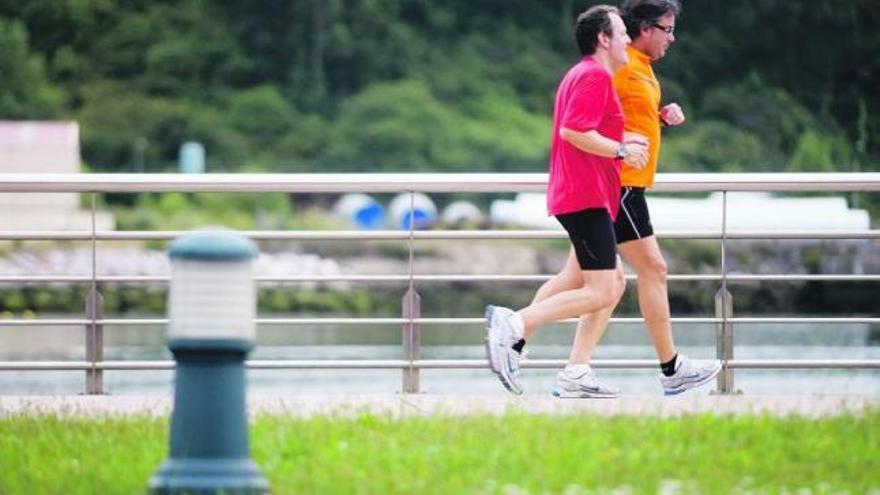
top-left (546, 56), bottom-right (624, 219)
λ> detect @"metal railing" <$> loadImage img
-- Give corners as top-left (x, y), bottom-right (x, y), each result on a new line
top-left (1, 172), bottom-right (879, 394)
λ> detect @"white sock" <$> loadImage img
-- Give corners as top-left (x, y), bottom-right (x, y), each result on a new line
top-left (509, 312), bottom-right (525, 339)
top-left (564, 363), bottom-right (592, 375)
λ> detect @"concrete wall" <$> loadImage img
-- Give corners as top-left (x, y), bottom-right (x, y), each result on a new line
top-left (0, 121), bottom-right (114, 230)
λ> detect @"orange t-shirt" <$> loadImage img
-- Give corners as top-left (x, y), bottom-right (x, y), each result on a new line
top-left (613, 46), bottom-right (661, 188)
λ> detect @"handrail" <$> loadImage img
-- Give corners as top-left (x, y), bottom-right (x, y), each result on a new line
top-left (3, 317), bottom-right (879, 326)
top-left (0, 172), bottom-right (877, 395)
top-left (0, 229), bottom-right (878, 241)
top-left (2, 273), bottom-right (879, 284)
top-left (0, 359), bottom-right (878, 371)
top-left (0, 172), bottom-right (879, 193)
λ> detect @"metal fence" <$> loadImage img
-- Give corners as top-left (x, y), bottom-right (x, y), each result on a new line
top-left (1, 172), bottom-right (879, 394)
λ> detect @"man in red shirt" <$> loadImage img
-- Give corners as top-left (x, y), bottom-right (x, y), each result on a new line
top-left (494, 0), bottom-right (722, 398)
top-left (485, 4), bottom-right (649, 395)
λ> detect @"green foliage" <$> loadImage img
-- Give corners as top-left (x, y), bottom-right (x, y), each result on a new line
top-left (274, 113), bottom-right (329, 170)
top-left (321, 79), bottom-right (463, 170)
top-left (140, 2), bottom-right (254, 97)
top-left (459, 92), bottom-right (550, 171)
top-left (1, 411), bottom-right (878, 494)
top-left (0, 285), bottom-right (397, 316)
top-left (788, 130), bottom-right (853, 172)
top-left (262, 288), bottom-right (398, 315)
top-left (87, 10), bottom-right (155, 79)
top-left (227, 85), bottom-right (295, 151)
top-left (76, 81), bottom-right (250, 170)
top-left (0, 18), bottom-right (62, 118)
top-left (1, 0), bottom-right (878, 182)
top-left (321, 79), bottom-right (548, 172)
top-left (699, 74), bottom-right (818, 165)
top-left (113, 192), bottom-right (294, 231)
top-left (660, 121), bottom-right (764, 172)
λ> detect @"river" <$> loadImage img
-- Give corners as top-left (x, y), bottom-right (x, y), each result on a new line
top-left (0, 317), bottom-right (877, 396)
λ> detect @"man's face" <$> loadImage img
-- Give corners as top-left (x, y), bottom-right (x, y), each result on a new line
top-left (608, 13), bottom-right (631, 69)
top-left (645, 12), bottom-right (676, 61)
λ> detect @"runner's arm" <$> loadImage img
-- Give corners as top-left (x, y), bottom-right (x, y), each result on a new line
top-left (560, 127), bottom-right (649, 168)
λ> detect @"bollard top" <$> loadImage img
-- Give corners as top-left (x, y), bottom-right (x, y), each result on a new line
top-left (169, 228), bottom-right (258, 261)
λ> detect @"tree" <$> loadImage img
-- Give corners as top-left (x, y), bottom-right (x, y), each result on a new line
top-left (226, 85), bottom-right (295, 152)
top-left (660, 121), bottom-right (764, 173)
top-left (321, 80), bottom-right (462, 170)
top-left (0, 18), bottom-right (62, 118)
top-left (76, 81), bottom-right (248, 171)
top-left (320, 79), bottom-right (548, 171)
top-left (1, 0), bottom-right (877, 171)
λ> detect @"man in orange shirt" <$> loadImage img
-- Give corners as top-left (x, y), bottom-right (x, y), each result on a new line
top-left (612, 0), bottom-right (722, 395)
top-left (533, 0), bottom-right (721, 397)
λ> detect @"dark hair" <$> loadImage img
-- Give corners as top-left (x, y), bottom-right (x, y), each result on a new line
top-left (575, 5), bottom-right (620, 56)
top-left (620, 0), bottom-right (680, 40)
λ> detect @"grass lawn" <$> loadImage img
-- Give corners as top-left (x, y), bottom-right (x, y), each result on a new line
top-left (1, 410), bottom-right (877, 494)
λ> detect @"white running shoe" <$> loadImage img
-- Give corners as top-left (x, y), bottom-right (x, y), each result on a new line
top-left (660, 355), bottom-right (722, 396)
top-left (552, 364), bottom-right (620, 399)
top-left (484, 305), bottom-right (524, 395)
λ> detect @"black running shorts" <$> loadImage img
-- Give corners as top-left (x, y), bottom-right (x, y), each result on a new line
top-left (555, 208), bottom-right (618, 270)
top-left (614, 187), bottom-right (654, 244)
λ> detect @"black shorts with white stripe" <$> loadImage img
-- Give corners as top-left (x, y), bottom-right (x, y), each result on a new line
top-left (555, 208), bottom-right (618, 270)
top-left (614, 187), bottom-right (654, 244)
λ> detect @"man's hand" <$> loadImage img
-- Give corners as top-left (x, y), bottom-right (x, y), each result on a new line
top-left (624, 132), bottom-right (649, 147)
top-left (660, 103), bottom-right (685, 126)
top-left (623, 140), bottom-right (649, 169)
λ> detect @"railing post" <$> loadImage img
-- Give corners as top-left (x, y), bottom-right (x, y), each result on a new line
top-left (400, 191), bottom-right (421, 394)
top-left (84, 192), bottom-right (104, 395)
top-left (714, 287), bottom-right (734, 393)
top-left (85, 289), bottom-right (104, 395)
top-left (714, 190), bottom-right (736, 394)
top-left (401, 288), bottom-right (421, 394)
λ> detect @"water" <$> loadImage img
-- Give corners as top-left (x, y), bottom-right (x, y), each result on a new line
top-left (0, 317), bottom-right (877, 396)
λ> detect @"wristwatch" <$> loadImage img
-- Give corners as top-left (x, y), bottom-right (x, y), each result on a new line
top-left (615, 143), bottom-right (628, 160)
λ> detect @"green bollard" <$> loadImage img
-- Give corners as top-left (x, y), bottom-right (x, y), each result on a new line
top-left (150, 229), bottom-right (268, 495)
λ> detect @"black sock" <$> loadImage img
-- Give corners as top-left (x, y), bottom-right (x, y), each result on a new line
top-left (512, 338), bottom-right (526, 354)
top-left (661, 354), bottom-right (678, 377)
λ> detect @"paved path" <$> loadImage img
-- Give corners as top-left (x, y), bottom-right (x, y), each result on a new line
top-left (1, 395), bottom-right (877, 418)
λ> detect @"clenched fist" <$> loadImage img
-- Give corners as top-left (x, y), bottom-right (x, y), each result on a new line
top-left (660, 103), bottom-right (685, 126)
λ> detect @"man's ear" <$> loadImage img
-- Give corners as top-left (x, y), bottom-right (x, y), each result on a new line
top-left (598, 32), bottom-right (610, 49)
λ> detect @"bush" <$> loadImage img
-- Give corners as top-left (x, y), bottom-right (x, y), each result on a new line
top-left (320, 79), bottom-right (548, 172)
top-left (113, 192), bottom-right (295, 231)
top-left (660, 120), bottom-right (764, 172)
top-left (227, 85), bottom-right (295, 151)
top-left (788, 130), bottom-right (852, 172)
top-left (76, 82), bottom-right (249, 171)
top-left (698, 74), bottom-right (818, 167)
